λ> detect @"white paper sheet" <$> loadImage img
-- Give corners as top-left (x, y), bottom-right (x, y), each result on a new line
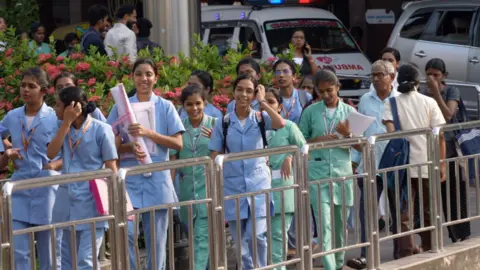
top-left (347, 111), bottom-right (376, 136)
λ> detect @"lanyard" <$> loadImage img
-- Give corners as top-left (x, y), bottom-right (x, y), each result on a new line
top-left (282, 98), bottom-right (296, 119)
top-left (67, 117), bottom-right (93, 159)
top-left (186, 121), bottom-right (204, 154)
top-left (21, 120), bottom-right (37, 152)
top-left (323, 110), bottom-right (337, 135)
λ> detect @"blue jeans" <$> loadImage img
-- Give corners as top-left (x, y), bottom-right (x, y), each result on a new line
top-left (128, 209), bottom-right (168, 270)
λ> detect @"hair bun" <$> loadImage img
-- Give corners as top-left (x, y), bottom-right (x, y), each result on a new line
top-left (85, 101), bottom-right (97, 114)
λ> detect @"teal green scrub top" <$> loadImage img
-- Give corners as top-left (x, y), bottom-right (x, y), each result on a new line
top-left (299, 101), bottom-right (355, 206)
top-left (267, 120), bottom-right (306, 214)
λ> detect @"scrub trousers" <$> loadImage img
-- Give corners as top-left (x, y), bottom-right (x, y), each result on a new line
top-left (55, 228), bottom-right (71, 269)
top-left (60, 228), bottom-right (104, 270)
top-left (228, 215), bottom-right (268, 270)
top-left (128, 209), bottom-right (168, 270)
top-left (190, 216), bottom-right (210, 270)
top-left (312, 203), bottom-right (350, 270)
top-left (13, 220), bottom-right (54, 270)
top-left (271, 213), bottom-right (294, 270)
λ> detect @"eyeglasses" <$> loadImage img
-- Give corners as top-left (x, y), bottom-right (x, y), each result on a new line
top-left (369, 72), bottom-right (387, 79)
top-left (275, 69), bottom-right (292, 76)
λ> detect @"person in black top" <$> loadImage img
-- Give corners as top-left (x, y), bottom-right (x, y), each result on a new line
top-left (136, 18), bottom-right (162, 54)
top-left (290, 29), bottom-right (318, 76)
top-left (81, 4), bottom-right (109, 55)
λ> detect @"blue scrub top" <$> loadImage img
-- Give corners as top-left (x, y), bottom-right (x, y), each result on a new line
top-left (280, 89), bottom-right (312, 124)
top-left (226, 99), bottom-right (259, 114)
top-left (0, 103), bottom-right (59, 225)
top-left (107, 93), bottom-right (185, 208)
top-left (208, 110), bottom-right (274, 221)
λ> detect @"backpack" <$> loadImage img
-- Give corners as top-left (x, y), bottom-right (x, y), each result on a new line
top-left (298, 89), bottom-right (308, 108)
top-left (222, 112), bottom-right (268, 153)
top-left (378, 97), bottom-right (410, 191)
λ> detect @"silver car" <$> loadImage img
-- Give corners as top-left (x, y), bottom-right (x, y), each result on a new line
top-left (388, 0), bottom-right (480, 119)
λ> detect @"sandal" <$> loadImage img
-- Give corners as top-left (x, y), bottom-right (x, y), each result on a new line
top-left (346, 257), bottom-right (367, 269)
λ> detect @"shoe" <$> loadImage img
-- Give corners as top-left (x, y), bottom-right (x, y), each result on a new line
top-left (346, 257), bottom-right (367, 269)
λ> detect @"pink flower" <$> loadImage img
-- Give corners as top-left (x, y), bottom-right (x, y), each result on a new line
top-left (122, 56), bottom-right (130, 64)
top-left (170, 56), bottom-right (180, 65)
top-left (6, 102), bottom-right (13, 111)
top-left (224, 75), bottom-right (232, 82)
top-left (75, 62), bottom-right (91, 72)
top-left (46, 65), bottom-right (61, 79)
top-left (87, 78), bottom-right (96, 87)
top-left (153, 88), bottom-right (163, 96)
top-left (105, 70), bottom-right (113, 80)
top-left (37, 53), bottom-right (52, 63)
top-left (56, 55), bottom-right (65, 62)
top-left (71, 53), bottom-right (84, 60)
top-left (0, 78), bottom-right (5, 87)
top-left (14, 69), bottom-right (21, 76)
top-left (107, 61), bottom-right (119, 68)
top-left (0, 100), bottom-right (5, 109)
top-left (164, 92), bottom-right (175, 99)
top-left (5, 48), bottom-right (13, 57)
top-left (58, 64), bottom-right (66, 71)
top-left (77, 79), bottom-right (85, 85)
top-left (90, 88), bottom-right (95, 93)
top-left (47, 87), bottom-right (55, 95)
top-left (88, 96), bottom-right (101, 102)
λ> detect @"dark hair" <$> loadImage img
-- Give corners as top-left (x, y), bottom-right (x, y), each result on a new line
top-left (380, 47), bottom-right (401, 62)
top-left (54, 72), bottom-right (77, 88)
top-left (15, 29), bottom-right (27, 39)
top-left (300, 74), bottom-right (314, 87)
top-left (233, 74), bottom-right (259, 90)
top-left (132, 58), bottom-right (158, 75)
top-left (22, 67), bottom-right (50, 90)
top-left (235, 57), bottom-right (261, 75)
top-left (425, 58), bottom-right (447, 74)
top-left (116, 4), bottom-right (136, 20)
top-left (58, 86), bottom-right (97, 117)
top-left (29, 22), bottom-right (44, 39)
top-left (64, 32), bottom-right (79, 46)
top-left (322, 65), bottom-right (336, 74)
top-left (397, 64), bottom-right (421, 93)
top-left (273, 58), bottom-right (297, 75)
top-left (88, 4), bottom-right (109, 26)
top-left (292, 29), bottom-right (305, 37)
top-left (265, 87), bottom-right (283, 105)
top-left (180, 83), bottom-right (207, 104)
top-left (137, 18), bottom-right (153, 38)
top-left (314, 70), bottom-right (340, 87)
top-left (190, 70), bottom-right (214, 94)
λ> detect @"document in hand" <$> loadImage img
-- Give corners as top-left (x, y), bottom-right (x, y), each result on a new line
top-left (110, 83), bottom-right (153, 177)
top-left (347, 111), bottom-right (376, 136)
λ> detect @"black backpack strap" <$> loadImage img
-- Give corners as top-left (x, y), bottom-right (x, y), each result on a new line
top-left (255, 112), bottom-right (268, 149)
top-left (222, 114), bottom-right (230, 153)
top-left (390, 97), bottom-right (401, 131)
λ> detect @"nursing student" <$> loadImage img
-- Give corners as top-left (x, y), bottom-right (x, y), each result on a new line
top-left (209, 74), bottom-right (285, 269)
top-left (169, 84), bottom-right (215, 270)
top-left (47, 86), bottom-right (118, 269)
top-left (52, 71), bottom-right (108, 269)
top-left (226, 57), bottom-right (262, 113)
top-left (177, 70), bottom-right (223, 120)
top-left (264, 87), bottom-right (306, 270)
top-left (107, 58), bottom-right (185, 270)
top-left (0, 67), bottom-right (61, 269)
top-left (273, 59), bottom-right (312, 124)
top-left (299, 70), bottom-right (355, 270)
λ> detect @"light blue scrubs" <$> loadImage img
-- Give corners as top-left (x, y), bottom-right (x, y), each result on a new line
top-left (0, 103), bottom-right (60, 270)
top-left (57, 115), bottom-right (117, 270)
top-left (280, 89), bottom-right (312, 124)
top-left (226, 99), bottom-right (259, 113)
top-left (54, 109), bottom-right (107, 269)
top-left (178, 102), bottom-right (223, 120)
top-left (107, 94), bottom-right (185, 270)
top-left (208, 110), bottom-right (274, 269)
top-left (29, 40), bottom-right (52, 55)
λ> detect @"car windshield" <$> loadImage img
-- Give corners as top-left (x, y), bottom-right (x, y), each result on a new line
top-left (264, 19), bottom-right (359, 54)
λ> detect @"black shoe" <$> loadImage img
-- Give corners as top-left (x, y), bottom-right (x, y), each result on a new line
top-left (346, 257), bottom-right (367, 269)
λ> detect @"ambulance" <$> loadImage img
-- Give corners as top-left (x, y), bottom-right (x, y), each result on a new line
top-left (201, 0), bottom-right (372, 100)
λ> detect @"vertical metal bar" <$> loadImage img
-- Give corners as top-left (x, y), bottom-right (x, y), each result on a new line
top-left (464, 158), bottom-right (471, 219)
top-left (341, 179), bottom-right (347, 250)
top-left (316, 182), bottom-right (323, 253)
top-left (446, 162), bottom-right (451, 222)
top-left (150, 210), bottom-right (158, 270)
top-left (265, 192), bottom-right (272, 265)
top-left (4, 191), bottom-right (14, 269)
top-left (29, 232), bottom-right (35, 270)
top-left (71, 225), bottom-right (78, 268)
top-left (406, 170), bottom-right (413, 232)
top-left (280, 190), bottom-right (286, 261)
top-left (455, 160), bottom-right (461, 220)
top-left (187, 205), bottom-right (195, 270)
top-left (383, 171), bottom-right (389, 236)
top-left (428, 130), bottom-right (439, 253)
top-left (295, 148), bottom-right (306, 270)
top-left (418, 166), bottom-right (424, 229)
top-left (354, 176), bottom-right (361, 244)
top-left (91, 223), bottom-right (98, 270)
top-left (134, 214), bottom-right (140, 268)
top-left (214, 157), bottom-right (228, 269)
top-left (475, 157), bottom-right (480, 216)
top-left (329, 181), bottom-right (335, 251)
top-left (50, 226), bottom-right (57, 270)
top-left (251, 195), bottom-right (258, 268)
top-left (235, 198), bottom-right (242, 270)
top-left (205, 161), bottom-right (217, 270)
top-left (364, 140), bottom-right (376, 270)
top-left (168, 208), bottom-right (175, 270)
top-left (107, 174), bottom-right (119, 270)
top-left (117, 170), bottom-right (131, 270)
top-left (394, 170), bottom-right (401, 238)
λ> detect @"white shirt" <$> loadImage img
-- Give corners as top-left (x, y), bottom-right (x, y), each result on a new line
top-left (369, 72), bottom-right (399, 92)
top-left (104, 23), bottom-right (137, 63)
top-left (25, 116), bottom-right (35, 129)
top-left (382, 90), bottom-right (446, 178)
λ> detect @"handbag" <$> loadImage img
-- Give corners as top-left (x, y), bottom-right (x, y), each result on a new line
top-left (90, 178), bottom-right (135, 220)
top-left (453, 99), bottom-right (480, 184)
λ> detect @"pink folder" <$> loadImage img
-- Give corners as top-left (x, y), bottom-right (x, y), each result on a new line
top-left (90, 178), bottom-right (135, 220)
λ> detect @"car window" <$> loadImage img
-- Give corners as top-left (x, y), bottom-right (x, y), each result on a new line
top-left (239, 26), bottom-right (262, 59)
top-left (420, 10), bottom-right (474, 46)
top-left (400, 8), bottom-right (433, 40)
top-left (207, 27), bottom-right (235, 56)
top-left (263, 19), bottom-right (359, 55)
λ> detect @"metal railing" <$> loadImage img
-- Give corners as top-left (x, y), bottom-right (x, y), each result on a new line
top-left (1, 121), bottom-right (480, 269)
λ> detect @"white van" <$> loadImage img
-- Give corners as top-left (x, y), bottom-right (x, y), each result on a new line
top-left (201, 2), bottom-right (372, 100)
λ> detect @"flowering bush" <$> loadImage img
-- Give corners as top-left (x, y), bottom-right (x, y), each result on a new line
top-left (0, 30), bottom-right (297, 117)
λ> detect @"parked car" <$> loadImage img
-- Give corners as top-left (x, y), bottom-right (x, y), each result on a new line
top-left (388, 0), bottom-right (480, 119)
